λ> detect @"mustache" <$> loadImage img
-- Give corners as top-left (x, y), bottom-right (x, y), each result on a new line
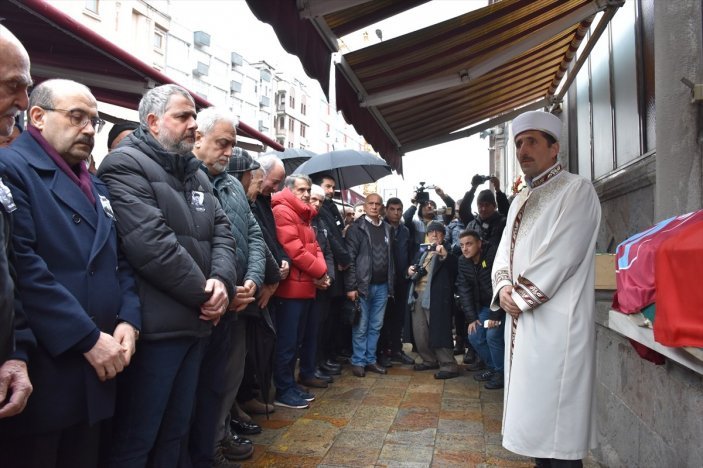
top-left (2, 107), bottom-right (20, 118)
top-left (76, 136), bottom-right (95, 147)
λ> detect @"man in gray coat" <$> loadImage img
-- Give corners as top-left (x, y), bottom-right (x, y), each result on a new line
top-left (189, 107), bottom-right (266, 467)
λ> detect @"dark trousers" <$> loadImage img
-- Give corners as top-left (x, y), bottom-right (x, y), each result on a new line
top-left (0, 420), bottom-right (100, 468)
top-left (107, 337), bottom-right (205, 468)
top-left (272, 298), bottom-right (316, 395)
top-left (315, 290), bottom-right (332, 363)
top-left (453, 298), bottom-right (467, 346)
top-left (189, 320), bottom-right (234, 468)
top-left (535, 458), bottom-right (583, 468)
top-left (379, 281), bottom-right (409, 355)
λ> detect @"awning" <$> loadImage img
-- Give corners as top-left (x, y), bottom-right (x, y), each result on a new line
top-left (0, 0), bottom-right (283, 151)
top-left (252, 0), bottom-right (622, 171)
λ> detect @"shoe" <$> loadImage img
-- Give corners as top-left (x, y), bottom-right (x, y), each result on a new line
top-left (452, 342), bottom-right (465, 356)
top-left (463, 348), bottom-right (477, 365)
top-left (239, 398), bottom-right (275, 415)
top-left (351, 365), bottom-right (365, 377)
top-left (473, 370), bottom-right (495, 382)
top-left (230, 418), bottom-right (262, 435)
top-left (298, 376), bottom-right (328, 388)
top-left (219, 434), bottom-right (254, 461)
top-left (413, 362), bottom-right (439, 371)
top-left (231, 401), bottom-right (252, 423)
top-left (434, 370), bottom-right (460, 380)
top-left (377, 354), bottom-right (393, 368)
top-left (337, 348), bottom-right (352, 358)
top-left (294, 386), bottom-right (316, 401)
top-left (319, 361), bottom-right (342, 375)
top-left (389, 350), bottom-right (416, 365)
top-left (323, 359), bottom-right (342, 371)
top-left (314, 368), bottom-right (334, 383)
top-left (213, 444), bottom-right (242, 467)
top-left (365, 362), bottom-right (387, 374)
top-left (484, 373), bottom-right (504, 390)
top-left (274, 391), bottom-right (310, 409)
top-left (465, 359), bottom-right (486, 372)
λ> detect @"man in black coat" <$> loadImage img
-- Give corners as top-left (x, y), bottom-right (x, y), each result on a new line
top-left (98, 84), bottom-right (237, 467)
top-left (407, 221), bottom-right (459, 379)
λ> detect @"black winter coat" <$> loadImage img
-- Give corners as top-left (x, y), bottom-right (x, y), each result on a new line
top-left (344, 217), bottom-right (394, 298)
top-left (97, 128), bottom-right (237, 340)
top-left (408, 242), bottom-right (457, 349)
top-left (456, 246), bottom-right (504, 323)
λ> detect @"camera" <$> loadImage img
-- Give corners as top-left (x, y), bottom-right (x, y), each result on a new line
top-left (420, 242), bottom-right (436, 252)
top-left (471, 174), bottom-right (493, 187)
top-left (409, 263), bottom-right (428, 283)
top-left (414, 181), bottom-right (436, 203)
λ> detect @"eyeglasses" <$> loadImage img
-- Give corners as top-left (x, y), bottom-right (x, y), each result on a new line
top-left (41, 107), bottom-right (106, 133)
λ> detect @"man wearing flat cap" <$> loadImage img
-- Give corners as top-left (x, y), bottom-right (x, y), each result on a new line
top-left (406, 221), bottom-right (459, 379)
top-left (491, 110), bottom-right (600, 467)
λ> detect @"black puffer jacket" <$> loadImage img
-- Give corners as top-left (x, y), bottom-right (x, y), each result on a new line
top-left (97, 128), bottom-right (237, 340)
top-left (456, 245), bottom-right (503, 323)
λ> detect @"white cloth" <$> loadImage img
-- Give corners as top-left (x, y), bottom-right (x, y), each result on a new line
top-left (491, 164), bottom-right (600, 460)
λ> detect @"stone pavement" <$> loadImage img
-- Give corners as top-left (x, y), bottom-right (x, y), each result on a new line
top-left (241, 356), bottom-right (533, 467)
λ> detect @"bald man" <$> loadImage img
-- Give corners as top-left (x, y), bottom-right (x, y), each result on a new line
top-left (0, 79), bottom-right (140, 468)
top-left (0, 24), bottom-right (33, 422)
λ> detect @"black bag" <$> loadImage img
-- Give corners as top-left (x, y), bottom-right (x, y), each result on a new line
top-left (342, 298), bottom-right (361, 326)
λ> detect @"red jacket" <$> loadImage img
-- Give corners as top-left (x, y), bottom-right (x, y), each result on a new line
top-left (272, 188), bottom-right (327, 299)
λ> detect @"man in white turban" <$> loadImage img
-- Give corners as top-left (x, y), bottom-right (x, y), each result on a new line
top-left (492, 110), bottom-right (600, 467)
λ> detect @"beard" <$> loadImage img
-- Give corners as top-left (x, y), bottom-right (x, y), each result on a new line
top-left (157, 124), bottom-right (195, 155)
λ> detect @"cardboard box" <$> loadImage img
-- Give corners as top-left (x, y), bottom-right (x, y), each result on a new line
top-left (595, 254), bottom-right (616, 290)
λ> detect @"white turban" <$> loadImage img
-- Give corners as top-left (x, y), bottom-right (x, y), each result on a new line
top-left (512, 110), bottom-right (562, 141)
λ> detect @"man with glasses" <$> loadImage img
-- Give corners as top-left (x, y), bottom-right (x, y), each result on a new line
top-left (0, 78), bottom-right (141, 467)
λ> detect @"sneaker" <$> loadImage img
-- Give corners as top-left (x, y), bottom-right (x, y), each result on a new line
top-left (293, 386), bottom-right (315, 402)
top-left (484, 373), bottom-right (504, 390)
top-left (219, 434), bottom-right (254, 461)
top-left (473, 369), bottom-right (495, 382)
top-left (274, 391), bottom-right (310, 409)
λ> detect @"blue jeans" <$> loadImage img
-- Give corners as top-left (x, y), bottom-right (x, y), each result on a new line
top-left (486, 315), bottom-right (505, 373)
top-left (273, 298), bottom-right (316, 395)
top-left (107, 337), bottom-right (205, 468)
top-left (352, 283), bottom-right (388, 366)
top-left (467, 306), bottom-right (494, 369)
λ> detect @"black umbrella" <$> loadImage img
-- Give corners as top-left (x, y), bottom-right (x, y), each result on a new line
top-left (294, 149), bottom-right (391, 190)
top-left (267, 148), bottom-right (316, 175)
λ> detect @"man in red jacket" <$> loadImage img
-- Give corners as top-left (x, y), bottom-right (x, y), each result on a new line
top-left (271, 175), bottom-right (330, 409)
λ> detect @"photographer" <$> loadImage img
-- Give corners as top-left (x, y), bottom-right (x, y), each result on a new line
top-left (403, 184), bottom-right (455, 254)
top-left (406, 222), bottom-right (459, 380)
top-left (458, 175), bottom-right (508, 249)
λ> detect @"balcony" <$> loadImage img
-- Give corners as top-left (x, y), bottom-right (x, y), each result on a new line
top-left (231, 51), bottom-right (243, 67)
top-left (193, 61), bottom-right (209, 77)
top-left (230, 80), bottom-right (242, 93)
top-left (259, 95), bottom-right (270, 108)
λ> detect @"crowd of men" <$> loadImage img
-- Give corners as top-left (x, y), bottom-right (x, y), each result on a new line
top-left (0, 22), bottom-right (600, 468)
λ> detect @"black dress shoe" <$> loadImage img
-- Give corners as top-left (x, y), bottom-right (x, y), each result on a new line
top-left (434, 370), bottom-right (460, 380)
top-left (230, 419), bottom-right (262, 435)
top-left (365, 363), bottom-right (387, 374)
top-left (389, 351), bottom-right (416, 365)
top-left (314, 368), bottom-right (334, 383)
top-left (320, 361), bottom-right (342, 375)
top-left (377, 354), bottom-right (393, 368)
top-left (413, 362), bottom-right (439, 371)
top-left (351, 365), bottom-right (365, 377)
top-left (323, 359), bottom-right (342, 371)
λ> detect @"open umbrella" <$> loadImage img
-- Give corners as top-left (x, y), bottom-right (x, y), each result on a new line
top-left (267, 148), bottom-right (316, 175)
top-left (294, 149), bottom-right (391, 190)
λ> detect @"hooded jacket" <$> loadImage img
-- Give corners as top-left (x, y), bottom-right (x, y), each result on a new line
top-left (271, 188), bottom-right (327, 299)
top-left (97, 127), bottom-right (237, 340)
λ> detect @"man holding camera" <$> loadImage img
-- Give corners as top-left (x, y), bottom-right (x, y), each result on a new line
top-left (404, 184), bottom-right (455, 255)
top-left (459, 175), bottom-right (509, 249)
top-left (407, 221), bottom-right (459, 379)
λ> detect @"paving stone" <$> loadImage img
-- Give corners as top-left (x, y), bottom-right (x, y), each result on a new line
top-left (400, 392), bottom-right (442, 411)
top-left (346, 405), bottom-right (398, 431)
top-left (243, 451), bottom-right (323, 466)
top-left (432, 448), bottom-right (486, 466)
top-left (384, 427), bottom-right (437, 446)
top-left (378, 441), bottom-right (435, 464)
top-left (268, 418), bottom-right (340, 457)
top-left (322, 385), bottom-right (370, 401)
top-left (331, 429), bottom-right (387, 449)
top-left (307, 400), bottom-right (360, 420)
top-left (391, 408), bottom-right (439, 431)
top-left (485, 443), bottom-right (533, 463)
top-left (437, 417), bottom-right (484, 435)
top-left (362, 393), bottom-right (405, 407)
top-left (441, 397), bottom-right (482, 412)
top-left (435, 432), bottom-right (486, 451)
top-left (407, 382), bottom-right (444, 394)
top-left (321, 445), bottom-right (381, 466)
